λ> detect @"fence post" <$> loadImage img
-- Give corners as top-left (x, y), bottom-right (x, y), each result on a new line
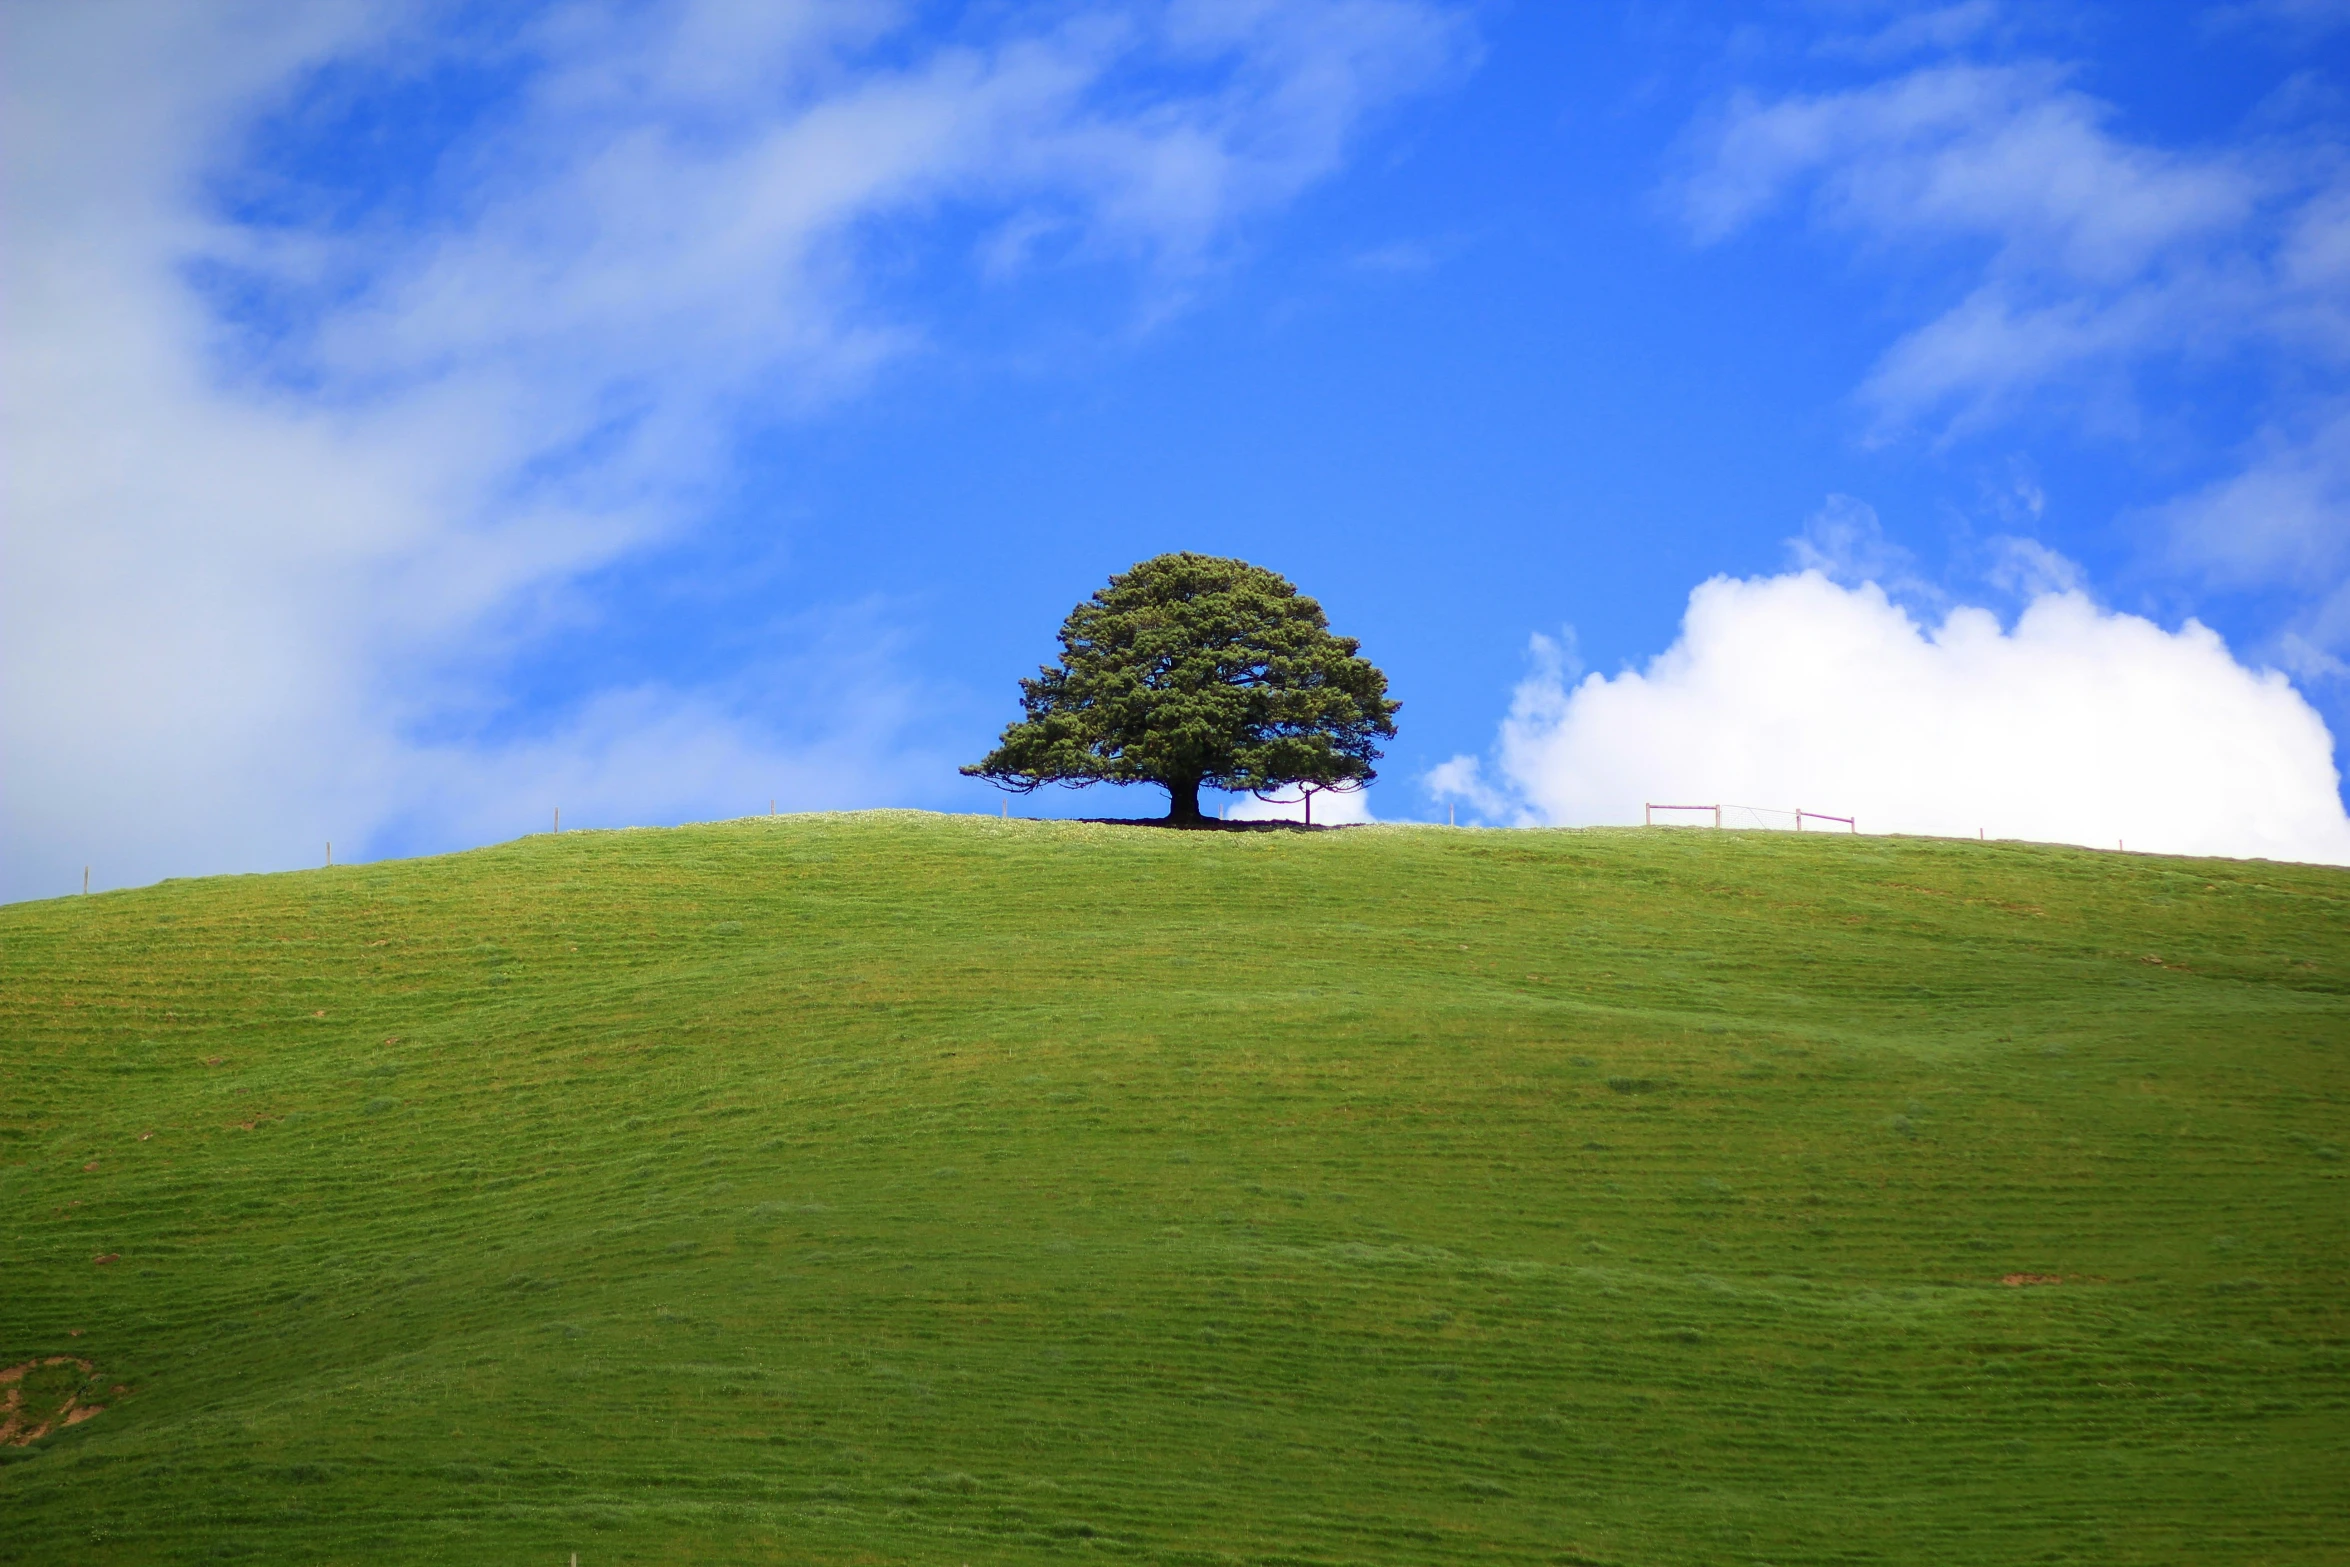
top-left (1713, 804), bottom-right (1721, 829)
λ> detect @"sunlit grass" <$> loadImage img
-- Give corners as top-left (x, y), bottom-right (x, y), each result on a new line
top-left (2, 812), bottom-right (2344, 1563)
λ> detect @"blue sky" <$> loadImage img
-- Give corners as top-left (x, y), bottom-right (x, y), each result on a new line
top-left (7, 0), bottom-right (2350, 898)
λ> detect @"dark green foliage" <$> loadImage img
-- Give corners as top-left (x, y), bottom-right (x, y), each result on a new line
top-left (963, 552), bottom-right (1398, 820)
top-left (1, 814), bottom-right (2345, 1564)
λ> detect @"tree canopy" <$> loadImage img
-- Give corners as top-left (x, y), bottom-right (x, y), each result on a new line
top-left (963, 552), bottom-right (1399, 823)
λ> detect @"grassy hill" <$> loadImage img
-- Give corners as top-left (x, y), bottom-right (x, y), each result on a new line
top-left (2, 812), bottom-right (2345, 1565)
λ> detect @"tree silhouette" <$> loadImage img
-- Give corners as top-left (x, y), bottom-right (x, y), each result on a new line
top-left (963, 553), bottom-right (1398, 824)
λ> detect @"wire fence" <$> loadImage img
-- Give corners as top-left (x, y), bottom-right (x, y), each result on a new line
top-left (1644, 803), bottom-right (1857, 832)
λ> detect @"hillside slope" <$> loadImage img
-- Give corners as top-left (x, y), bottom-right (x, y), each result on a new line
top-left (2, 813), bottom-right (2345, 1565)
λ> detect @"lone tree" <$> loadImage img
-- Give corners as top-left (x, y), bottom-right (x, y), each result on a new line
top-left (963, 552), bottom-right (1399, 824)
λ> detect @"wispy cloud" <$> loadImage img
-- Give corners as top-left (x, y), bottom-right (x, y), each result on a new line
top-left (1671, 54), bottom-right (2350, 434)
top-left (1669, 37), bottom-right (2350, 675)
top-left (1785, 493), bottom-right (1939, 603)
top-left (1677, 61), bottom-right (2275, 436)
top-left (1812, 1), bottom-right (2005, 64)
top-left (0, 0), bottom-right (1472, 900)
top-left (2159, 403), bottom-right (2350, 588)
top-left (2205, 0), bottom-right (2350, 40)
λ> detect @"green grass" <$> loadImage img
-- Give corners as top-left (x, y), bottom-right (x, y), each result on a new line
top-left (2, 812), bottom-right (2345, 1565)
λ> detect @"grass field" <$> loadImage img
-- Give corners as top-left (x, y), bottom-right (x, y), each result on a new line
top-left (2, 812), bottom-right (2345, 1565)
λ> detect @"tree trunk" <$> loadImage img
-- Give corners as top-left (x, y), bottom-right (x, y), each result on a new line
top-left (1164, 774), bottom-right (1205, 825)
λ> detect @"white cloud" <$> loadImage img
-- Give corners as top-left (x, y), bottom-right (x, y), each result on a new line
top-left (1786, 492), bottom-right (1938, 600)
top-left (2206, 0), bottom-right (2350, 39)
top-left (0, 0), bottom-right (1469, 901)
top-left (1679, 64), bottom-right (2257, 272)
top-left (1222, 784), bottom-right (1377, 824)
top-left (1456, 569), bottom-right (2350, 865)
top-left (1677, 62), bottom-right (2308, 440)
top-left (1673, 48), bottom-right (2350, 670)
top-left (2159, 405), bottom-right (2350, 587)
top-left (1422, 754), bottom-right (1501, 816)
top-left (398, 675), bottom-right (934, 848)
top-left (1984, 534), bottom-right (2086, 598)
top-left (1816, 2), bottom-right (2003, 64)
top-left (2277, 630), bottom-right (2350, 682)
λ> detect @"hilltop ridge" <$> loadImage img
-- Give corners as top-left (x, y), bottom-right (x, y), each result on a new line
top-left (3, 814), bottom-right (2344, 1564)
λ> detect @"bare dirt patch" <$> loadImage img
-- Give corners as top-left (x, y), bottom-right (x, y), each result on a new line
top-left (0, 1357), bottom-right (119, 1445)
top-left (2000, 1274), bottom-right (2063, 1287)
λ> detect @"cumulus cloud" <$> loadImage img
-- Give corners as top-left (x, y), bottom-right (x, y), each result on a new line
top-left (1673, 40), bottom-right (2350, 689)
top-left (1433, 570), bottom-right (2350, 865)
top-left (0, 0), bottom-right (1470, 901)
